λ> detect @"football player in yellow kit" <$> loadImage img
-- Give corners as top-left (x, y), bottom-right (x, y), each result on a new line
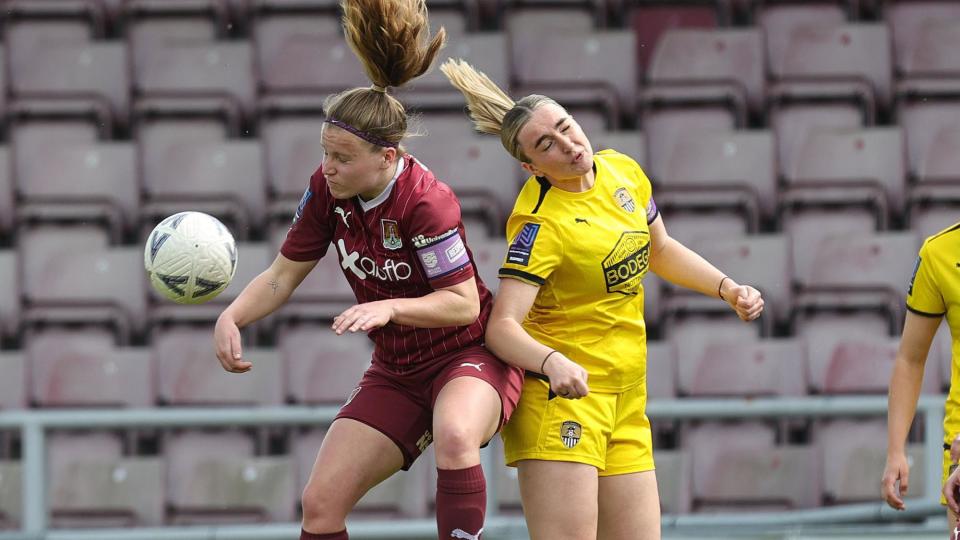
top-left (442, 59), bottom-right (765, 540)
top-left (884, 223), bottom-right (960, 536)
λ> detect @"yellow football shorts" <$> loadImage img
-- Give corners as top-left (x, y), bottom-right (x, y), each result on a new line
top-left (502, 374), bottom-right (655, 476)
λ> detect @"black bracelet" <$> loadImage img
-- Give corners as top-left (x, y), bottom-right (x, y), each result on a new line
top-left (718, 276), bottom-right (731, 301)
top-left (540, 350), bottom-right (558, 374)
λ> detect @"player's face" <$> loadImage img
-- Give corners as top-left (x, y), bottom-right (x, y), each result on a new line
top-left (321, 125), bottom-right (397, 201)
top-left (516, 103), bottom-right (594, 184)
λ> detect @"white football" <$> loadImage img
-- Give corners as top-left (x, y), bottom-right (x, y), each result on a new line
top-left (144, 212), bottom-right (238, 304)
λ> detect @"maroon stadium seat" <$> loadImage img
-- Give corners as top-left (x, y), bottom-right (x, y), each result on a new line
top-left (0, 147), bottom-right (11, 238)
top-left (592, 130), bottom-right (646, 166)
top-left (885, 1), bottom-right (960, 76)
top-left (28, 329), bottom-right (154, 408)
top-left (898, 100), bottom-right (960, 208)
top-left (166, 430), bottom-right (296, 523)
top-left (675, 337), bottom-right (805, 397)
top-left (655, 449), bottom-right (692, 515)
top-left (0, 461), bottom-right (21, 528)
top-left (771, 103), bottom-right (864, 181)
top-left (0, 250), bottom-right (19, 341)
top-left (0, 352), bottom-right (26, 411)
top-left (645, 340), bottom-right (676, 400)
top-left (261, 113), bottom-right (325, 218)
top-left (643, 106), bottom-right (736, 183)
top-left (463, 233), bottom-right (505, 295)
top-left (629, 3), bottom-right (719, 72)
top-left (279, 323), bottom-right (373, 404)
top-left (153, 326), bottom-right (283, 406)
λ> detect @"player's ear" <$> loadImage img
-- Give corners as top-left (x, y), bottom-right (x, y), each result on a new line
top-left (380, 147), bottom-right (398, 168)
top-left (520, 161), bottom-right (541, 177)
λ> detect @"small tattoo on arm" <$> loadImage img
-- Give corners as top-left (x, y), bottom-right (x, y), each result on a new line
top-left (268, 280), bottom-right (280, 295)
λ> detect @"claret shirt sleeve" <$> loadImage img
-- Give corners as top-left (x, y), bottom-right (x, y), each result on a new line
top-left (406, 183), bottom-right (475, 290)
top-left (281, 169), bottom-right (335, 262)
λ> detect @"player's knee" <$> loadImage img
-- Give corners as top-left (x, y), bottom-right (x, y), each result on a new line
top-left (301, 478), bottom-right (349, 525)
top-left (433, 423), bottom-right (480, 464)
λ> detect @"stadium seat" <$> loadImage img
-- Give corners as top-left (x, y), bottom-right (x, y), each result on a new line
top-left (646, 340), bottom-right (676, 400)
top-left (759, 4), bottom-right (848, 71)
top-left (0, 147), bottom-right (11, 238)
top-left (803, 317), bottom-right (941, 394)
top-left (771, 103), bottom-right (864, 183)
top-left (153, 327), bottom-right (284, 406)
top-left (48, 432), bottom-right (163, 527)
top-left (166, 430), bottom-right (296, 523)
top-left (675, 338), bottom-right (806, 397)
top-left (642, 106), bottom-right (737, 185)
top-left (15, 141), bottom-right (138, 239)
top-left (28, 329), bottom-right (154, 408)
top-left (642, 271), bottom-right (665, 334)
top-left (629, 3), bottom-right (719, 72)
top-left (510, 30), bottom-right (638, 125)
top-left (781, 127), bottom-right (907, 225)
top-left (502, 6), bottom-right (595, 36)
top-left (886, 1), bottom-right (960, 77)
top-left (791, 231), bottom-right (919, 325)
top-left (260, 112), bottom-right (325, 219)
top-left (688, 422), bottom-right (820, 510)
top-left (404, 134), bottom-right (521, 228)
top-left (679, 234), bottom-right (791, 325)
top-left (653, 130), bottom-right (775, 230)
top-left (487, 435), bottom-right (522, 512)
top-left (934, 323), bottom-right (953, 393)
top-left (764, 9), bottom-right (892, 115)
top-left (658, 211), bottom-right (748, 247)
top-left (141, 136), bottom-right (267, 238)
top-left (292, 428), bottom-right (428, 517)
top-left (133, 41), bottom-right (256, 121)
top-left (911, 205), bottom-right (960, 243)
top-left (398, 33), bottom-right (509, 111)
top-left (0, 352), bottom-right (25, 411)
top-left (279, 323), bottom-right (373, 404)
top-left (665, 312), bottom-right (761, 344)
top-left (815, 419), bottom-right (926, 503)
top-left (254, 18), bottom-right (367, 97)
top-left (899, 100), bottom-right (960, 208)
top-left (0, 462), bottom-right (21, 528)
top-left (0, 250), bottom-right (19, 341)
top-left (894, 18), bottom-right (960, 97)
top-left (645, 29), bottom-right (765, 122)
top-left (19, 226), bottom-right (148, 342)
top-left (592, 130), bottom-right (646, 166)
top-left (655, 449), bottom-right (692, 515)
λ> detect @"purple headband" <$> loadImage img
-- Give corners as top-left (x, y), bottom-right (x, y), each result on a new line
top-left (324, 118), bottom-right (399, 148)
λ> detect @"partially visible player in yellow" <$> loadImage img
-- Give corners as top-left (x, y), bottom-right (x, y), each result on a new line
top-left (442, 60), bottom-right (765, 540)
top-left (883, 222), bottom-right (960, 534)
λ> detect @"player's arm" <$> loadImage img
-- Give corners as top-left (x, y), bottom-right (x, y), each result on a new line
top-left (214, 253), bottom-right (318, 372)
top-left (883, 311), bottom-right (941, 509)
top-left (332, 276), bottom-right (481, 334)
top-left (647, 214), bottom-right (763, 321)
top-left (485, 278), bottom-right (589, 399)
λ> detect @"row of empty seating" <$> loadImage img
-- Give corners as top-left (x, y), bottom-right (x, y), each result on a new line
top-left (0, 223), bottom-right (950, 343)
top-left (0, 317), bottom-right (949, 411)
top-left (0, 419), bottom-right (925, 528)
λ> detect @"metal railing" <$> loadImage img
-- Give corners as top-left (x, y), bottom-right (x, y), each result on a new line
top-left (0, 395), bottom-right (947, 539)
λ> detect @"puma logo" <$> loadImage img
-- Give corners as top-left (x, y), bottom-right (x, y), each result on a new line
top-left (335, 206), bottom-right (351, 228)
top-left (574, 217), bottom-right (590, 225)
top-left (451, 528), bottom-right (483, 540)
top-left (459, 362), bottom-right (484, 372)
top-left (953, 524), bottom-right (960, 540)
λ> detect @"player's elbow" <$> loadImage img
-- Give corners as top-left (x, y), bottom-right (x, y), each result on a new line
top-left (457, 297), bottom-right (481, 326)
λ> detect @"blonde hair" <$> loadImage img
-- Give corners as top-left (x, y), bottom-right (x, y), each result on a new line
top-left (441, 58), bottom-right (560, 162)
top-left (324, 0), bottom-right (446, 150)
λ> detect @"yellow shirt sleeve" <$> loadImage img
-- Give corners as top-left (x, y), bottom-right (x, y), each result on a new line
top-left (499, 213), bottom-right (563, 286)
top-left (907, 240), bottom-right (946, 317)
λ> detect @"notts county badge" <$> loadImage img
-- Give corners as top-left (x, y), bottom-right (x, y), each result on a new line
top-left (614, 187), bottom-right (636, 213)
top-left (560, 421), bottom-right (582, 449)
top-left (381, 219), bottom-right (403, 250)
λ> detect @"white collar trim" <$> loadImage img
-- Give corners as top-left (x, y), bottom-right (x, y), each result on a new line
top-left (358, 156), bottom-right (405, 212)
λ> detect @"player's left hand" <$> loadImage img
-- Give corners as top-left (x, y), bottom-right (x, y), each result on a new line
top-left (944, 461), bottom-right (960, 515)
top-left (332, 301), bottom-right (394, 335)
top-left (723, 282), bottom-right (764, 322)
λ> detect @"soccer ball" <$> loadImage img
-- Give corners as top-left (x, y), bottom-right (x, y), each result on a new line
top-left (144, 212), bottom-right (238, 304)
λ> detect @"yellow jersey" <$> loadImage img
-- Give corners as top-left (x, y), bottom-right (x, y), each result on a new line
top-left (499, 149), bottom-right (658, 393)
top-left (907, 222), bottom-right (960, 444)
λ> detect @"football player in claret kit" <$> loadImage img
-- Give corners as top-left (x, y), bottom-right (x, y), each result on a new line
top-left (443, 60), bottom-right (765, 540)
top-left (883, 222), bottom-right (960, 538)
top-left (212, 1), bottom-right (521, 539)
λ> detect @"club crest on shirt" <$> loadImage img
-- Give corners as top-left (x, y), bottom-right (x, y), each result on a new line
top-left (560, 421), bottom-right (582, 449)
top-left (381, 219), bottom-right (403, 250)
top-left (614, 187), bottom-right (636, 213)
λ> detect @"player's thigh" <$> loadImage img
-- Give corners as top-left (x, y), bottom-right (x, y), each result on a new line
top-left (597, 470), bottom-right (660, 540)
top-left (517, 459), bottom-right (599, 540)
top-left (433, 375), bottom-right (502, 450)
top-left (303, 418), bottom-right (405, 511)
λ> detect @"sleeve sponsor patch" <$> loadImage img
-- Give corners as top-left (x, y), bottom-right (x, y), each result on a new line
top-left (908, 256), bottom-right (921, 296)
top-left (506, 222), bottom-right (540, 266)
top-left (416, 231), bottom-right (470, 279)
top-left (292, 187), bottom-right (313, 225)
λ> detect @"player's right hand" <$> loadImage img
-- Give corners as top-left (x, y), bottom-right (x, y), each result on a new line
top-left (214, 314), bottom-right (252, 373)
top-left (543, 353), bottom-right (589, 400)
top-left (881, 452), bottom-right (909, 510)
